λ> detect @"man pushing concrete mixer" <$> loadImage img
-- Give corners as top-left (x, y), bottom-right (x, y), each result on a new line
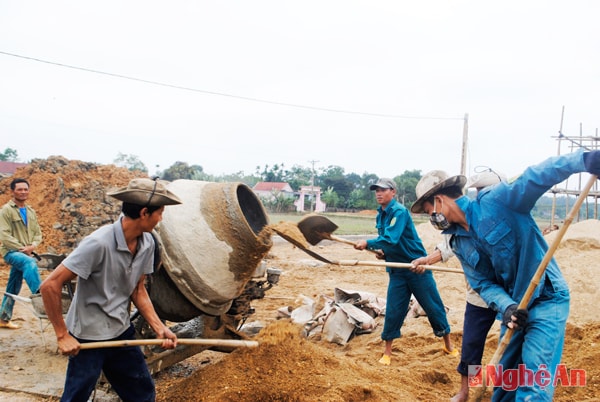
top-left (40, 177), bottom-right (182, 402)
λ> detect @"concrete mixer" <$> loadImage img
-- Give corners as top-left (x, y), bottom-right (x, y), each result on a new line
top-left (130, 179), bottom-right (279, 374)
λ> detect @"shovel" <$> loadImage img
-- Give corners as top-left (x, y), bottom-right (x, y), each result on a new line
top-left (273, 220), bottom-right (462, 273)
top-left (272, 226), bottom-right (462, 274)
top-left (297, 214), bottom-right (381, 256)
top-left (271, 226), bottom-right (333, 264)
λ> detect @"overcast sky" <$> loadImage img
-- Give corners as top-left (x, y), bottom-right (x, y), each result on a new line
top-left (1, 1), bottom-right (599, 182)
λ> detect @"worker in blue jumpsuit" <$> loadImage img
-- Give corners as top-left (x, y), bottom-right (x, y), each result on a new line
top-left (354, 178), bottom-right (457, 366)
top-left (411, 149), bottom-right (600, 401)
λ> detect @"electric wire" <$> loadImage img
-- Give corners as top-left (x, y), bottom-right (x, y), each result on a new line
top-left (0, 51), bottom-right (463, 121)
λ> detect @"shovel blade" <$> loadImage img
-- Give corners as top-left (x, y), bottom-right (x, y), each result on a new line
top-left (297, 214), bottom-right (339, 245)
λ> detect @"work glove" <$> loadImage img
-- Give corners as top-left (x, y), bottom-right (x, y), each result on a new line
top-left (583, 151), bottom-right (600, 176)
top-left (503, 304), bottom-right (528, 330)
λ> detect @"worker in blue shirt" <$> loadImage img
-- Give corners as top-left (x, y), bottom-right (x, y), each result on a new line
top-left (410, 149), bottom-right (600, 401)
top-left (412, 169), bottom-right (506, 402)
top-left (354, 178), bottom-right (457, 366)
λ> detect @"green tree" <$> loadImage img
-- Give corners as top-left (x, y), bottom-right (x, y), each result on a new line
top-left (161, 161), bottom-right (204, 181)
top-left (285, 165), bottom-right (312, 192)
top-left (395, 169), bottom-right (422, 207)
top-left (254, 163), bottom-right (312, 192)
top-left (113, 153), bottom-right (148, 173)
top-left (220, 171), bottom-right (261, 187)
top-left (319, 165), bottom-right (353, 206)
top-left (256, 163), bottom-right (286, 182)
top-left (321, 186), bottom-right (340, 209)
top-left (259, 192), bottom-right (295, 213)
top-left (346, 188), bottom-right (367, 209)
top-left (0, 148), bottom-right (18, 162)
top-left (359, 172), bottom-right (380, 210)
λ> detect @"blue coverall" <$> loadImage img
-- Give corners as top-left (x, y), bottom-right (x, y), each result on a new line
top-left (443, 151), bottom-right (584, 401)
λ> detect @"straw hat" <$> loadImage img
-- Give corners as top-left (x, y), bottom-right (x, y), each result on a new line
top-left (108, 178), bottom-right (182, 206)
top-left (410, 170), bottom-right (466, 214)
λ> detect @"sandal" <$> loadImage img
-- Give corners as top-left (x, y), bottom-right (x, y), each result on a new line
top-left (443, 345), bottom-right (459, 357)
top-left (378, 354), bottom-right (391, 365)
top-left (0, 321), bottom-right (20, 330)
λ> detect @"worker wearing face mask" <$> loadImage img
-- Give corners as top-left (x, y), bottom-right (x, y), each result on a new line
top-left (409, 149), bottom-right (600, 401)
top-left (411, 170), bottom-right (506, 402)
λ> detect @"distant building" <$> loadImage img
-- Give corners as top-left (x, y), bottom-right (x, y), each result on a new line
top-left (294, 185), bottom-right (326, 213)
top-left (252, 181), bottom-right (326, 212)
top-left (252, 182), bottom-right (295, 200)
top-left (0, 161), bottom-right (28, 178)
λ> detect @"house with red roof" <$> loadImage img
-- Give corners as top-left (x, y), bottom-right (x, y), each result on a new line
top-left (0, 161), bottom-right (28, 178)
top-left (252, 182), bottom-right (294, 199)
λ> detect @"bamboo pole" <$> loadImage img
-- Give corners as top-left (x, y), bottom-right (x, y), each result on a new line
top-left (474, 174), bottom-right (597, 401)
top-left (79, 338), bottom-right (259, 350)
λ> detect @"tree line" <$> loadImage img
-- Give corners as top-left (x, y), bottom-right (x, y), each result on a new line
top-left (3, 148), bottom-right (595, 220)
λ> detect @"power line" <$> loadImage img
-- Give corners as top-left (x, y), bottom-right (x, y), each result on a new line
top-left (0, 50), bottom-right (463, 121)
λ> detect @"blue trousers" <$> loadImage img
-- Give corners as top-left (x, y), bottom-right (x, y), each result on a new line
top-left (492, 280), bottom-right (570, 402)
top-left (457, 302), bottom-right (497, 376)
top-left (381, 269), bottom-right (450, 340)
top-left (1, 251), bottom-right (42, 321)
top-left (61, 325), bottom-right (155, 402)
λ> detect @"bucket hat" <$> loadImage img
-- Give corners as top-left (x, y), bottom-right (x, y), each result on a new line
top-left (369, 178), bottom-right (397, 191)
top-left (108, 178), bottom-right (183, 206)
top-left (466, 170), bottom-right (506, 189)
top-left (410, 170), bottom-right (466, 213)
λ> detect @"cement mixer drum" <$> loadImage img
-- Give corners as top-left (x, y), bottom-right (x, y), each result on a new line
top-left (150, 180), bottom-right (272, 320)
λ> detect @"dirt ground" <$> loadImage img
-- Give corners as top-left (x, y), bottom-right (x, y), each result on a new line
top-left (1, 218), bottom-right (600, 401)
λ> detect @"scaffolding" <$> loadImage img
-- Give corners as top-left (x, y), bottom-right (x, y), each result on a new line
top-left (549, 111), bottom-right (600, 226)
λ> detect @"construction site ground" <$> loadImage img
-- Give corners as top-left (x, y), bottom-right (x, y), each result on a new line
top-left (1, 221), bottom-right (600, 401)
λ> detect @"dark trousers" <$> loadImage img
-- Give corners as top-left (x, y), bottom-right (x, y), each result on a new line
top-left (61, 325), bottom-right (155, 402)
top-left (456, 302), bottom-right (497, 376)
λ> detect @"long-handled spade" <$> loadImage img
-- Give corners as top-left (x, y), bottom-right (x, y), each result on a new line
top-left (297, 214), bottom-right (382, 256)
top-left (271, 221), bottom-right (463, 274)
top-left (473, 174), bottom-right (597, 401)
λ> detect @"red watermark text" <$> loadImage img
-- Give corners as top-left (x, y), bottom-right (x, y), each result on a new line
top-left (468, 364), bottom-right (586, 391)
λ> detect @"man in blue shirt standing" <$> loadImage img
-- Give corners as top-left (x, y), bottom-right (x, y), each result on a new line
top-left (411, 149), bottom-right (600, 401)
top-left (354, 178), bottom-right (456, 366)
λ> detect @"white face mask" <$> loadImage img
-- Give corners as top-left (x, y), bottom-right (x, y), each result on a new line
top-left (430, 197), bottom-right (451, 231)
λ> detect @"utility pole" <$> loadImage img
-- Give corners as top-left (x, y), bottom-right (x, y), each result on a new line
top-left (308, 160), bottom-right (319, 212)
top-left (460, 113), bottom-right (468, 176)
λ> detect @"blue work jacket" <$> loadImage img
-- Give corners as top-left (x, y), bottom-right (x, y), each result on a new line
top-left (443, 150), bottom-right (586, 314)
top-left (366, 198), bottom-right (426, 268)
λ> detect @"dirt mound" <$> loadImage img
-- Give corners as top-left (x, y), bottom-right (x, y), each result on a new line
top-left (157, 320), bottom-right (440, 402)
top-left (153, 217), bottom-right (600, 402)
top-left (0, 156), bottom-right (144, 255)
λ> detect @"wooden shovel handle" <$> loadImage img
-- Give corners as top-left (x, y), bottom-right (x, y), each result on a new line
top-left (79, 338), bottom-right (259, 350)
top-left (328, 235), bottom-right (382, 256)
top-left (335, 259), bottom-right (463, 274)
